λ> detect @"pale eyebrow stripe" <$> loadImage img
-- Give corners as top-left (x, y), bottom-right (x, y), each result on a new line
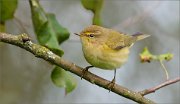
top-left (85, 30), bottom-right (101, 35)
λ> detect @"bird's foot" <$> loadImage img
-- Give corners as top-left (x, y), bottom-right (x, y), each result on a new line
top-left (107, 78), bottom-right (115, 92)
top-left (81, 66), bottom-right (93, 80)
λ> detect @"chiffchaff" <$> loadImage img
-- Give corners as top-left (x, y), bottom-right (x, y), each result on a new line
top-left (75, 25), bottom-right (150, 89)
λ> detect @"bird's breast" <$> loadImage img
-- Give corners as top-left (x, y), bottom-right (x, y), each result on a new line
top-left (82, 42), bottom-right (130, 70)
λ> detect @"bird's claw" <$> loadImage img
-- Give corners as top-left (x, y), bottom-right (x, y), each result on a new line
top-left (107, 78), bottom-right (115, 92)
top-left (81, 68), bottom-right (88, 80)
top-left (81, 66), bottom-right (93, 80)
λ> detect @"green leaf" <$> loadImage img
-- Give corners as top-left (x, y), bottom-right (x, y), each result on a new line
top-left (81, 0), bottom-right (97, 12)
top-left (51, 66), bottom-right (77, 94)
top-left (47, 13), bottom-right (70, 44)
top-left (29, 0), bottom-right (75, 94)
top-left (29, 0), bottom-right (74, 94)
top-left (0, 0), bottom-right (18, 22)
top-left (0, 23), bottom-right (5, 32)
top-left (37, 20), bottom-right (64, 56)
top-left (81, 0), bottom-right (103, 25)
top-left (29, 0), bottom-right (70, 56)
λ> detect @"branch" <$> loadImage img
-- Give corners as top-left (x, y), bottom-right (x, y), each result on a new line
top-left (0, 32), bottom-right (155, 104)
top-left (139, 77), bottom-right (180, 96)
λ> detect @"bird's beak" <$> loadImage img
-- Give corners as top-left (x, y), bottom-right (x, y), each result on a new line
top-left (74, 33), bottom-right (80, 36)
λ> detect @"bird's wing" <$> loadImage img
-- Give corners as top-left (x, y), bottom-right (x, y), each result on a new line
top-left (105, 31), bottom-right (136, 50)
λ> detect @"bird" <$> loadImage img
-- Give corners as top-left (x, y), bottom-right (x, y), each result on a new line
top-left (75, 25), bottom-right (150, 90)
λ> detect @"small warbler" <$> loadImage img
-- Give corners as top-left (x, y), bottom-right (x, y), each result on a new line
top-left (75, 25), bottom-right (149, 89)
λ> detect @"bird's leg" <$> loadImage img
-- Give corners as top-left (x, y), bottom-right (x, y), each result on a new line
top-left (107, 69), bottom-right (116, 92)
top-left (81, 66), bottom-right (94, 80)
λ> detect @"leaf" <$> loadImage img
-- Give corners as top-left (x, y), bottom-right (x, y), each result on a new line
top-left (29, 0), bottom-right (70, 56)
top-left (51, 66), bottom-right (77, 94)
top-left (47, 13), bottom-right (70, 44)
top-left (0, 0), bottom-right (18, 32)
top-left (81, 0), bottom-right (97, 12)
top-left (81, 0), bottom-right (103, 25)
top-left (29, 0), bottom-right (75, 94)
top-left (0, 0), bottom-right (18, 22)
top-left (37, 20), bottom-right (64, 56)
top-left (30, 1), bottom-right (47, 34)
top-left (0, 23), bottom-right (5, 32)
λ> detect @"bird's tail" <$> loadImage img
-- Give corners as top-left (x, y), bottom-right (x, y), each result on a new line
top-left (132, 32), bottom-right (150, 41)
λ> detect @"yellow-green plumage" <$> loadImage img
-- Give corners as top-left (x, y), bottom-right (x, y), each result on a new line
top-left (79, 25), bottom-right (149, 70)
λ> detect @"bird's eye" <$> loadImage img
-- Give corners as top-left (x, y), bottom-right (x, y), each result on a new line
top-left (89, 34), bottom-right (94, 37)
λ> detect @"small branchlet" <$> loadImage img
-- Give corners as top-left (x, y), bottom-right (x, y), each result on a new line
top-left (140, 47), bottom-right (173, 80)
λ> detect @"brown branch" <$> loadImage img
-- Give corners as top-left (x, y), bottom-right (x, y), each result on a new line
top-left (139, 77), bottom-right (180, 96)
top-left (0, 32), bottom-right (155, 104)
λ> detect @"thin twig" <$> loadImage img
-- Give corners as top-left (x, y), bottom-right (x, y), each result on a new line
top-left (0, 32), bottom-right (155, 104)
top-left (159, 60), bottom-right (169, 80)
top-left (139, 77), bottom-right (180, 96)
